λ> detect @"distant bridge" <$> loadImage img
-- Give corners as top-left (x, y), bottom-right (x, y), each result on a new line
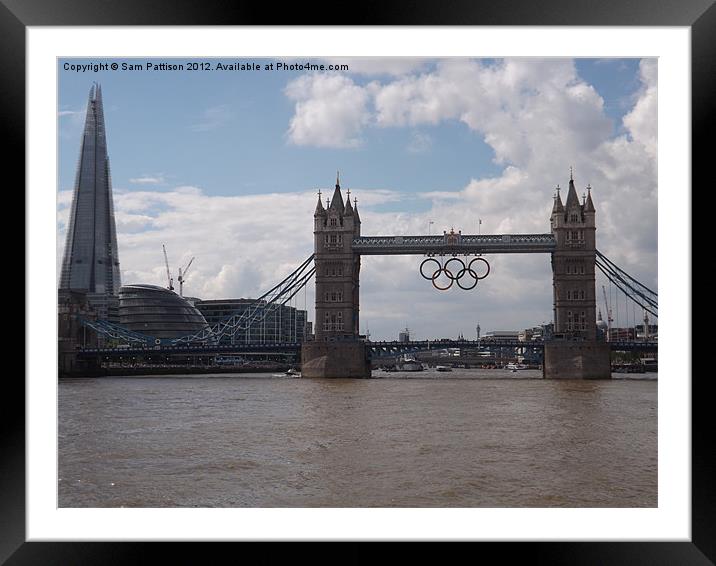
top-left (367, 339), bottom-right (658, 357)
top-left (77, 339), bottom-right (657, 361)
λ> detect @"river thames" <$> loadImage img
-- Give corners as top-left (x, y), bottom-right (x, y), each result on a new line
top-left (58, 369), bottom-right (657, 508)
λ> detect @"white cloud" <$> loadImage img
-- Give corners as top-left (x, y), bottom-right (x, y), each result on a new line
top-left (284, 74), bottom-right (370, 148)
top-left (622, 59), bottom-right (657, 159)
top-left (129, 174), bottom-right (166, 185)
top-left (285, 59), bottom-right (614, 172)
top-left (371, 59), bottom-right (612, 171)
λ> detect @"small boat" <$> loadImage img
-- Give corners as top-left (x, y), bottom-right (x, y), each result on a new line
top-left (435, 365), bottom-right (452, 372)
top-left (505, 363), bottom-right (528, 372)
top-left (395, 354), bottom-right (424, 372)
top-left (285, 368), bottom-right (301, 377)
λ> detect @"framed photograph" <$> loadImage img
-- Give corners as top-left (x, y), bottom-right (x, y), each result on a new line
top-left (10, 0), bottom-right (708, 562)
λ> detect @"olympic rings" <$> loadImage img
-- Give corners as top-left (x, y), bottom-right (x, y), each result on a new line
top-left (419, 258), bottom-right (441, 280)
top-left (433, 267), bottom-right (454, 291)
top-left (418, 256), bottom-right (491, 291)
top-left (468, 257), bottom-right (490, 279)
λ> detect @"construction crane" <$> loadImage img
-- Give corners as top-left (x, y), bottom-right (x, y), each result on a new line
top-left (162, 244), bottom-right (174, 291)
top-left (601, 285), bottom-right (613, 342)
top-left (177, 257), bottom-right (195, 297)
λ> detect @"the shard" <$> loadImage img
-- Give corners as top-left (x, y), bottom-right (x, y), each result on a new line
top-left (59, 83), bottom-right (121, 320)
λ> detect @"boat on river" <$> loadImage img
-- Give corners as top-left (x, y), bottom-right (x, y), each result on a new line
top-left (395, 354), bottom-right (424, 372)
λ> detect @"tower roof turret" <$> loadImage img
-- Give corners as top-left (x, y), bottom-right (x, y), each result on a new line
top-left (584, 184), bottom-right (595, 213)
top-left (344, 188), bottom-right (354, 216)
top-left (353, 197), bottom-right (361, 223)
top-left (314, 189), bottom-right (326, 216)
top-left (552, 185), bottom-right (564, 213)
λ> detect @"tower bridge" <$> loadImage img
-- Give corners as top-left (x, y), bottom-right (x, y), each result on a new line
top-left (301, 172), bottom-right (652, 379)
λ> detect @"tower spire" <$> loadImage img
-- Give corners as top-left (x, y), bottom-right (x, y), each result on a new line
top-left (344, 188), bottom-right (354, 216)
top-left (314, 188), bottom-right (326, 216)
top-left (584, 183), bottom-right (596, 212)
top-left (329, 172), bottom-right (345, 215)
top-left (565, 170), bottom-right (580, 210)
top-left (552, 184), bottom-right (564, 213)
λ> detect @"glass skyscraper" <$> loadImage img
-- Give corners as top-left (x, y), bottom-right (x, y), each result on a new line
top-left (59, 84), bottom-right (121, 320)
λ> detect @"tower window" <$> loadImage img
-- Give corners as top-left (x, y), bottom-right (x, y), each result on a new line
top-left (330, 218), bottom-right (337, 227)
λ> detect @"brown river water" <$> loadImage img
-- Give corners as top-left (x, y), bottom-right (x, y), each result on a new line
top-left (58, 369), bottom-right (657, 508)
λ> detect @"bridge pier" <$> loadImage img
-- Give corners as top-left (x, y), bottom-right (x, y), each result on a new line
top-left (543, 341), bottom-right (611, 379)
top-left (301, 341), bottom-right (372, 378)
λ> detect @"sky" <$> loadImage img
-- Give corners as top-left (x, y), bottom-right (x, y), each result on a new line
top-left (57, 57), bottom-right (657, 341)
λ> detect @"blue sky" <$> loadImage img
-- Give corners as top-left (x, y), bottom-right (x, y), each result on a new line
top-left (57, 57), bottom-right (656, 340)
top-left (58, 58), bottom-right (640, 200)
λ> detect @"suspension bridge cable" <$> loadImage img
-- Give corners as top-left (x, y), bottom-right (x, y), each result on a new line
top-left (596, 250), bottom-right (657, 297)
top-left (170, 254), bottom-right (316, 345)
top-left (595, 257), bottom-right (658, 309)
top-left (599, 267), bottom-right (657, 317)
top-left (597, 262), bottom-right (658, 318)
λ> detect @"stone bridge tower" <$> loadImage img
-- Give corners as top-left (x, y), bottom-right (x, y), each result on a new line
top-left (313, 175), bottom-right (361, 341)
top-left (550, 174), bottom-right (597, 340)
top-left (301, 175), bottom-right (371, 378)
top-left (544, 173), bottom-right (611, 379)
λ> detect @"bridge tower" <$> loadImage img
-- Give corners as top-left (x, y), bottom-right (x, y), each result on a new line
top-left (313, 175), bottom-right (362, 340)
top-left (301, 175), bottom-right (371, 377)
top-left (550, 174), bottom-right (597, 340)
top-left (545, 173), bottom-right (611, 378)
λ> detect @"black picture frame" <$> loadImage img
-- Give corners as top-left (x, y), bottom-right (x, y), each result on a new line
top-left (8, 0), bottom-right (706, 562)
